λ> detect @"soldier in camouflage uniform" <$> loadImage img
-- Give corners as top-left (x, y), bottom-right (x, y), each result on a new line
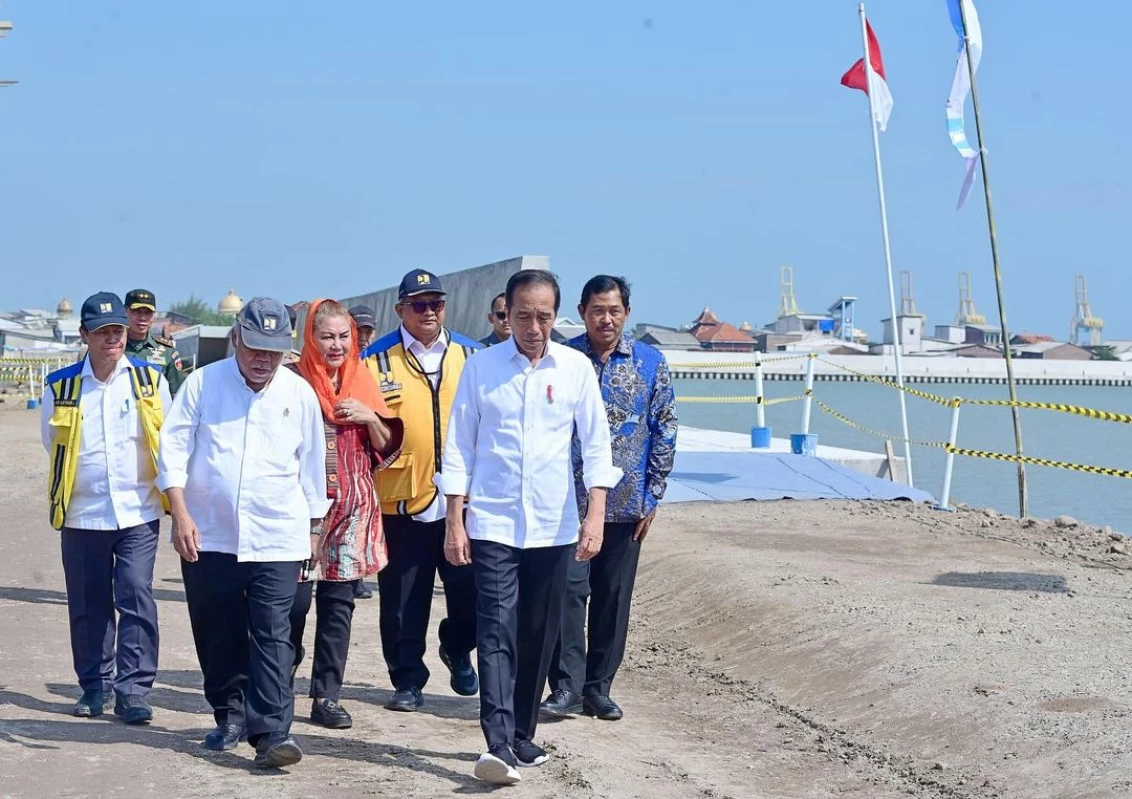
top-left (124, 289), bottom-right (187, 395)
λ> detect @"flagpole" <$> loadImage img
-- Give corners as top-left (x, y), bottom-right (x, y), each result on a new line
top-left (958, 0), bottom-right (1028, 517)
top-left (857, 3), bottom-right (914, 486)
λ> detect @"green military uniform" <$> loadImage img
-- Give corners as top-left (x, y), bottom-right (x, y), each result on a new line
top-left (124, 288), bottom-right (187, 395)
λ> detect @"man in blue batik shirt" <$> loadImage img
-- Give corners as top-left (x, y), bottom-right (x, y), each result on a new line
top-left (541, 275), bottom-right (678, 722)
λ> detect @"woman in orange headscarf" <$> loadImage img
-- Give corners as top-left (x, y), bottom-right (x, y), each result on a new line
top-left (289, 299), bottom-right (403, 730)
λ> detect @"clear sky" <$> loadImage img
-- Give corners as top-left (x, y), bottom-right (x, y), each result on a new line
top-left (0, 1), bottom-right (1127, 340)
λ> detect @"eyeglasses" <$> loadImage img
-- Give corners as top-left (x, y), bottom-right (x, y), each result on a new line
top-left (494, 311), bottom-right (507, 321)
top-left (401, 299), bottom-right (445, 314)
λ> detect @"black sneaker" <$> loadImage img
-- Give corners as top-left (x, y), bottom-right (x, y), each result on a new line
top-left (310, 699), bottom-right (353, 729)
top-left (474, 743), bottom-right (521, 785)
top-left (540, 688), bottom-right (583, 717)
top-left (385, 686), bottom-right (424, 712)
top-left (513, 739), bottom-right (549, 768)
top-left (113, 694), bottom-right (154, 725)
top-left (353, 581), bottom-right (373, 599)
top-left (72, 689), bottom-right (111, 718)
top-left (254, 732), bottom-right (303, 768)
top-left (439, 644), bottom-right (479, 696)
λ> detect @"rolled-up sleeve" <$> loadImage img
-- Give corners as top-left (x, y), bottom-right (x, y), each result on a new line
top-left (575, 359), bottom-right (623, 492)
top-left (298, 387), bottom-right (331, 519)
top-left (435, 358), bottom-right (479, 497)
top-left (157, 369), bottom-right (201, 492)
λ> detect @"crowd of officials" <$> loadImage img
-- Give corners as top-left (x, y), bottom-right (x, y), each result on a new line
top-left (40, 268), bottom-right (678, 784)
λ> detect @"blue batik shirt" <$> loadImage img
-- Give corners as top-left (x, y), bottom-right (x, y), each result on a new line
top-left (569, 333), bottom-right (678, 523)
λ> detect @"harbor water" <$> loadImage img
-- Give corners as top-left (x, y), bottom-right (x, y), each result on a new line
top-left (675, 378), bottom-right (1132, 531)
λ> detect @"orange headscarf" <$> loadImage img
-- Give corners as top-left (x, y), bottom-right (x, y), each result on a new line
top-left (298, 298), bottom-right (390, 424)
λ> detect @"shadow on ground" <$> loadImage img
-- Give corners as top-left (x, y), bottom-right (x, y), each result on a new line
top-left (930, 571), bottom-right (1069, 593)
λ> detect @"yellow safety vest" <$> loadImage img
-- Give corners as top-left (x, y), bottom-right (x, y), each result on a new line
top-left (362, 329), bottom-right (479, 516)
top-left (45, 359), bottom-right (169, 531)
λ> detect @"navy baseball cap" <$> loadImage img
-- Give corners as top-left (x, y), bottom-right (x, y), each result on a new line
top-left (398, 269), bottom-right (446, 300)
top-left (348, 304), bottom-right (377, 329)
top-left (81, 292), bottom-right (129, 331)
top-left (236, 297), bottom-right (293, 353)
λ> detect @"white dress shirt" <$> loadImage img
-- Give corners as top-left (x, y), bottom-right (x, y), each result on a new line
top-left (40, 356), bottom-right (172, 531)
top-left (400, 325), bottom-right (450, 523)
top-left (157, 357), bottom-right (331, 562)
top-left (436, 338), bottom-right (622, 549)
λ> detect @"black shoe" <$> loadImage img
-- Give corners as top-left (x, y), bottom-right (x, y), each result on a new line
top-left (310, 699), bottom-right (353, 729)
top-left (203, 723), bottom-right (246, 751)
top-left (254, 732), bottom-right (303, 768)
top-left (353, 581), bottom-right (373, 599)
top-left (513, 739), bottom-right (549, 768)
top-left (540, 688), bottom-right (583, 718)
top-left (385, 686), bottom-right (424, 712)
top-left (583, 694), bottom-right (623, 721)
top-left (72, 689), bottom-right (111, 718)
top-left (438, 644), bottom-right (479, 696)
top-left (113, 694), bottom-right (154, 725)
top-left (474, 743), bottom-right (521, 785)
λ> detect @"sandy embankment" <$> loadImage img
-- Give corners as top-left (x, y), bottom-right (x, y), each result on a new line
top-left (1, 406), bottom-right (1130, 799)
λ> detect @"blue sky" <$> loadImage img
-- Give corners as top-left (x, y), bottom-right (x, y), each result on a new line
top-left (0, 1), bottom-right (1127, 339)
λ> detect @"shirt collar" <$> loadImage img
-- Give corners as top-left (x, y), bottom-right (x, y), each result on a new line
top-left (81, 354), bottom-right (132, 382)
top-left (400, 325), bottom-right (449, 354)
top-left (574, 332), bottom-right (634, 359)
top-left (508, 335), bottom-right (556, 367)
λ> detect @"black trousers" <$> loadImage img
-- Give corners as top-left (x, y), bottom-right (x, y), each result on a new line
top-left (181, 553), bottom-right (300, 743)
top-left (290, 579), bottom-right (357, 701)
top-left (377, 515), bottom-right (476, 690)
top-left (60, 521), bottom-right (160, 696)
top-left (473, 539), bottom-right (571, 749)
top-left (549, 521), bottom-right (641, 697)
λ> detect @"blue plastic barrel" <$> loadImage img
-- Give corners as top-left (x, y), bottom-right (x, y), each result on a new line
top-left (750, 426), bottom-right (772, 449)
top-left (790, 433), bottom-right (818, 456)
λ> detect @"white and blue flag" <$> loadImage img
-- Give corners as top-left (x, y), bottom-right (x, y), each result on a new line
top-left (946, 0), bottom-right (983, 209)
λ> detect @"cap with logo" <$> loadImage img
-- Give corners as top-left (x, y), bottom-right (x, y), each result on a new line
top-left (81, 292), bottom-right (129, 331)
top-left (236, 297), bottom-right (293, 353)
top-left (348, 304), bottom-right (377, 330)
top-left (398, 269), bottom-right (446, 300)
top-left (124, 288), bottom-right (157, 311)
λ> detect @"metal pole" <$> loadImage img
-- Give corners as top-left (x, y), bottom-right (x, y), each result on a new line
top-left (755, 357), bottom-right (766, 429)
top-left (800, 354), bottom-right (816, 435)
top-left (937, 399), bottom-right (962, 510)
top-left (857, 3), bottom-right (914, 487)
top-left (958, 0), bottom-right (1028, 518)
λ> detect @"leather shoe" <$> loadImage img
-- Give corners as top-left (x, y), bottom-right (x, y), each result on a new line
top-left (203, 723), bottom-right (246, 751)
top-left (583, 694), bottom-right (624, 721)
top-left (385, 686), bottom-right (424, 712)
top-left (72, 689), bottom-right (111, 718)
top-left (310, 699), bottom-right (353, 729)
top-left (114, 694), bottom-right (153, 725)
top-left (439, 644), bottom-right (479, 696)
top-left (540, 689), bottom-right (583, 718)
top-left (254, 732), bottom-right (303, 768)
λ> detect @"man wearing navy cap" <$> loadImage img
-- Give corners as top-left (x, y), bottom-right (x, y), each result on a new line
top-left (159, 297), bottom-right (330, 768)
top-left (41, 292), bottom-right (172, 724)
top-left (361, 269), bottom-right (481, 712)
top-left (124, 288), bottom-right (186, 395)
top-left (349, 305), bottom-right (378, 351)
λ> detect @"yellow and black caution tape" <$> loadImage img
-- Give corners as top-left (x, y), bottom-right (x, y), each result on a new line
top-left (668, 352), bottom-right (817, 370)
top-left (814, 398), bottom-right (949, 449)
top-left (676, 396), bottom-right (763, 404)
top-left (946, 445), bottom-right (1132, 480)
top-left (959, 398), bottom-right (1132, 424)
top-left (815, 358), bottom-right (953, 407)
top-left (764, 392), bottom-right (809, 407)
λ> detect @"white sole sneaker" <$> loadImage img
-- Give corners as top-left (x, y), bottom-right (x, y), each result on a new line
top-left (475, 753), bottom-right (522, 785)
top-left (517, 752), bottom-right (549, 768)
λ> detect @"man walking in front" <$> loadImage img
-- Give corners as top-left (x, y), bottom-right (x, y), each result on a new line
top-left (362, 269), bottom-right (480, 712)
top-left (479, 292), bottom-right (511, 347)
top-left (158, 297), bottom-right (329, 768)
top-left (41, 292), bottom-right (171, 724)
top-left (123, 288), bottom-right (187, 395)
top-left (542, 275), bottom-right (678, 722)
top-left (439, 270), bottom-right (620, 785)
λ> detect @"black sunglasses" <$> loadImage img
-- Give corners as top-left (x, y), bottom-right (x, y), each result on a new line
top-left (401, 299), bottom-right (445, 314)
top-left (494, 311), bottom-right (507, 321)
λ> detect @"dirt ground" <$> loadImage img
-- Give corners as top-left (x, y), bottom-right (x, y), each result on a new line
top-left (2, 405), bottom-right (1132, 799)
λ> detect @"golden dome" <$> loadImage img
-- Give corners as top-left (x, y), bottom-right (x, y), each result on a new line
top-left (739, 321), bottom-right (752, 332)
top-left (218, 289), bottom-right (243, 316)
top-left (57, 297), bottom-right (74, 317)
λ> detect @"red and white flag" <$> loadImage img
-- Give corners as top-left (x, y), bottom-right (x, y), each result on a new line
top-left (841, 21), bottom-right (893, 132)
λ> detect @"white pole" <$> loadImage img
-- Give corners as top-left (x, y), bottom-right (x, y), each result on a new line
top-left (858, 3), bottom-right (914, 487)
top-left (800, 354), bottom-right (815, 435)
top-left (937, 400), bottom-right (962, 509)
top-left (755, 357), bottom-right (766, 429)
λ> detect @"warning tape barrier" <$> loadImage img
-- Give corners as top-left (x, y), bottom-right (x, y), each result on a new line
top-left (676, 392), bottom-right (809, 406)
top-left (946, 445), bottom-right (1132, 480)
top-left (668, 352), bottom-right (817, 370)
top-left (814, 398), bottom-right (949, 449)
top-left (959, 398), bottom-right (1132, 424)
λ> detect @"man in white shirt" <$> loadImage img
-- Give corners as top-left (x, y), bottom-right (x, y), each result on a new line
top-left (41, 292), bottom-right (172, 725)
top-left (158, 297), bottom-right (330, 769)
top-left (438, 270), bottom-right (621, 786)
top-left (361, 269), bottom-right (481, 712)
